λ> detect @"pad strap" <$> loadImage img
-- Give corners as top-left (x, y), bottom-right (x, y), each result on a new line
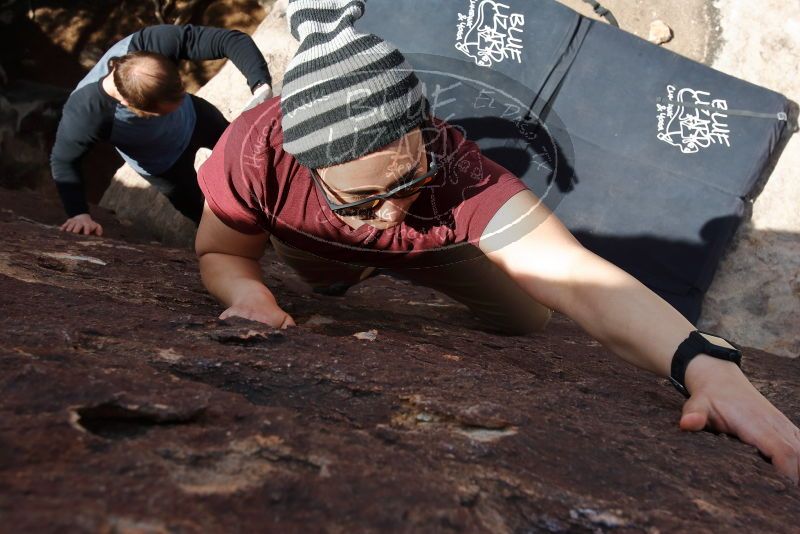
top-left (581, 0), bottom-right (619, 27)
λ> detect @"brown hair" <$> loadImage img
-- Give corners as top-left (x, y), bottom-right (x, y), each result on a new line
top-left (107, 51), bottom-right (185, 113)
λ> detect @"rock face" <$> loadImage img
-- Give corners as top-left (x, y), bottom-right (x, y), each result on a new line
top-left (99, 164), bottom-right (197, 248)
top-left (0, 80), bottom-right (69, 190)
top-left (698, 0), bottom-right (800, 358)
top-left (700, 223), bottom-right (800, 356)
top-left (2, 187), bottom-right (800, 531)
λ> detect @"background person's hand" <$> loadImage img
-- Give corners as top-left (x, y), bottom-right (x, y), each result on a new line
top-left (681, 356), bottom-right (800, 484)
top-left (60, 213), bottom-right (103, 236)
top-left (219, 291), bottom-right (296, 329)
top-left (242, 82), bottom-right (273, 112)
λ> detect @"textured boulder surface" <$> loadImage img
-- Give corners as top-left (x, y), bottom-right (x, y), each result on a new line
top-left (2, 187), bottom-right (800, 532)
top-left (0, 80), bottom-right (69, 190)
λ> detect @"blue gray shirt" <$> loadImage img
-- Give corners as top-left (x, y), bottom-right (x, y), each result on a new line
top-left (51, 25), bottom-right (271, 216)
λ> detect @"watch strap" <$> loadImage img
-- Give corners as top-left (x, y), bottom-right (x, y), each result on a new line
top-left (669, 330), bottom-right (742, 398)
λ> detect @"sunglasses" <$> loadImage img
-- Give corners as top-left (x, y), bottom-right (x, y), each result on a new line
top-left (310, 152), bottom-right (439, 217)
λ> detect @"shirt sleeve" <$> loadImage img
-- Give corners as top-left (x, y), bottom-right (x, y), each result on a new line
top-left (196, 118), bottom-right (269, 235)
top-left (132, 24), bottom-right (271, 92)
top-left (459, 154), bottom-right (529, 242)
top-left (50, 88), bottom-right (112, 217)
top-left (438, 125), bottom-right (529, 244)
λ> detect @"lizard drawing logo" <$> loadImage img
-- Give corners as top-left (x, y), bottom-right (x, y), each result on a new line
top-left (455, 0), bottom-right (525, 68)
top-left (657, 85), bottom-right (731, 154)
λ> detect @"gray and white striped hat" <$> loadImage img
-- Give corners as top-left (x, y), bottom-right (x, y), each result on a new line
top-left (280, 0), bottom-right (428, 169)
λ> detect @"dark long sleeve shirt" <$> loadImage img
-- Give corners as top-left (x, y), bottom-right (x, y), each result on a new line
top-left (51, 25), bottom-right (271, 217)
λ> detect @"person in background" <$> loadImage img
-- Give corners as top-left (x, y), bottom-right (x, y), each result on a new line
top-left (51, 24), bottom-right (273, 235)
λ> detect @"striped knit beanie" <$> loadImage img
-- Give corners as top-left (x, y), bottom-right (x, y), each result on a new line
top-left (280, 0), bottom-right (428, 169)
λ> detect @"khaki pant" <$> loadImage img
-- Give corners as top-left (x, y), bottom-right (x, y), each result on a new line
top-left (270, 237), bottom-right (551, 335)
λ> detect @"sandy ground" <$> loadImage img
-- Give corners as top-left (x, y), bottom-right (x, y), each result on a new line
top-left (711, 0), bottom-right (800, 232)
top-left (559, 0), bottom-right (720, 63)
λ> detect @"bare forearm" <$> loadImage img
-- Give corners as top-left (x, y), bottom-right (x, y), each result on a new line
top-left (562, 249), bottom-right (696, 377)
top-left (483, 192), bottom-right (800, 482)
top-left (199, 252), bottom-right (275, 307)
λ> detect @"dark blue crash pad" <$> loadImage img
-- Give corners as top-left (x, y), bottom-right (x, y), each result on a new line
top-left (357, 0), bottom-right (790, 322)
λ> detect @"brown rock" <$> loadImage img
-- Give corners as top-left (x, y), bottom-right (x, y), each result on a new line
top-left (1, 187), bottom-right (799, 531)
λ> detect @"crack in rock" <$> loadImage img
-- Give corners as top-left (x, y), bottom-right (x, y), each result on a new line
top-left (206, 320), bottom-right (286, 346)
top-left (69, 399), bottom-right (206, 439)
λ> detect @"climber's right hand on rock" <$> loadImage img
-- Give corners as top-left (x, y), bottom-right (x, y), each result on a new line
top-left (219, 292), bottom-right (296, 330)
top-left (60, 213), bottom-right (103, 236)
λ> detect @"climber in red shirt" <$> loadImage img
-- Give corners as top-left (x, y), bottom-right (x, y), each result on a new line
top-left (194, 0), bottom-right (800, 484)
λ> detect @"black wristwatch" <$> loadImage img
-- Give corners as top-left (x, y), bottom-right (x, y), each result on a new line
top-left (669, 330), bottom-right (742, 398)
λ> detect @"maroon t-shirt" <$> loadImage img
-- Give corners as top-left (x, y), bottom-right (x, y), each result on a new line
top-left (197, 97), bottom-right (528, 267)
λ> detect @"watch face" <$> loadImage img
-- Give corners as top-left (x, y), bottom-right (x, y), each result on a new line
top-left (699, 332), bottom-right (736, 350)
